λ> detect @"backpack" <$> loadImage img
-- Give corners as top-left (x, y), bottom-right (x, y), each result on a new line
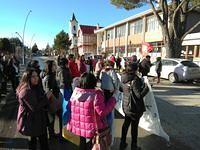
top-left (123, 80), bottom-right (146, 118)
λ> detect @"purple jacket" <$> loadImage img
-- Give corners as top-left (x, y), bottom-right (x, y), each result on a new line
top-left (67, 87), bottom-right (116, 138)
top-left (17, 87), bottom-right (49, 136)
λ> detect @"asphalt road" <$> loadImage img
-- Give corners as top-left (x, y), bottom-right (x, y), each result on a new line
top-left (0, 56), bottom-right (199, 150)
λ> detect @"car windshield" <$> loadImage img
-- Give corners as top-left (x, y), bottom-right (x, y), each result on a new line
top-left (181, 61), bottom-right (199, 67)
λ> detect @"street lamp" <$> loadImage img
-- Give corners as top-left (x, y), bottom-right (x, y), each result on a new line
top-left (18, 10), bottom-right (32, 65)
top-left (15, 32), bottom-right (23, 41)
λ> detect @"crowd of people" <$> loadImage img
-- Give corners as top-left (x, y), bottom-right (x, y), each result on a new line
top-left (0, 52), bottom-right (162, 150)
top-left (0, 53), bottom-right (20, 98)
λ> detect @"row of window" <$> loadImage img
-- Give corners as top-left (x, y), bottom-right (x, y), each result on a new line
top-left (105, 16), bottom-right (160, 39)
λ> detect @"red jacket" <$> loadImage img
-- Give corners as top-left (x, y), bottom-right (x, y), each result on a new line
top-left (69, 60), bottom-right (80, 78)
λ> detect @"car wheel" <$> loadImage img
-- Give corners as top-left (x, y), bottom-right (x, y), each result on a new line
top-left (168, 73), bottom-right (178, 83)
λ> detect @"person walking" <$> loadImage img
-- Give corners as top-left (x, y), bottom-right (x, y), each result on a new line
top-left (16, 68), bottom-right (52, 150)
top-left (120, 63), bottom-right (149, 150)
top-left (67, 73), bottom-right (116, 150)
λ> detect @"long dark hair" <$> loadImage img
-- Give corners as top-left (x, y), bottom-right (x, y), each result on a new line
top-left (80, 72), bottom-right (97, 89)
top-left (16, 68), bottom-right (37, 94)
top-left (44, 60), bottom-right (55, 75)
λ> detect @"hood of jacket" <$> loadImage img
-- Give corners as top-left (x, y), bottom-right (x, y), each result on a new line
top-left (71, 87), bottom-right (96, 102)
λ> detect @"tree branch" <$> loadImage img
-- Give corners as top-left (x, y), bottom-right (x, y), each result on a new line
top-left (181, 20), bottom-right (200, 41)
top-left (185, 4), bottom-right (200, 14)
top-left (149, 0), bottom-right (163, 25)
top-left (173, 0), bottom-right (188, 16)
top-left (172, 0), bottom-right (188, 38)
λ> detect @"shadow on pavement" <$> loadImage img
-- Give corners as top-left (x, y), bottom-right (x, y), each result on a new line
top-left (0, 137), bottom-right (29, 149)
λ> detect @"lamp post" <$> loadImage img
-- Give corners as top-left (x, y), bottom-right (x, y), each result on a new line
top-left (21, 10), bottom-right (32, 65)
top-left (15, 32), bottom-right (23, 42)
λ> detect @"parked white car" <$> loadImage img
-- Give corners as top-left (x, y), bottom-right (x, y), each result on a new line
top-left (148, 58), bottom-right (200, 83)
top-left (193, 60), bottom-right (200, 67)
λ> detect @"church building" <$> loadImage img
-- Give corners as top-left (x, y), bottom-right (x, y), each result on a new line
top-left (69, 13), bottom-right (99, 56)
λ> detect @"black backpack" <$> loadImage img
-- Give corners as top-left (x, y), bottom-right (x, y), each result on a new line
top-left (125, 80), bottom-right (146, 118)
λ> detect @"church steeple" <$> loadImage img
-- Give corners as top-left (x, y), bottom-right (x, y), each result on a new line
top-left (71, 13), bottom-right (77, 22)
top-left (69, 13), bottom-right (78, 37)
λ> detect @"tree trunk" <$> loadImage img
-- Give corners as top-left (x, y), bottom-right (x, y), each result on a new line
top-left (165, 38), bottom-right (182, 58)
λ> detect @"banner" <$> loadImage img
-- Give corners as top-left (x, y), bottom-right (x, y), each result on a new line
top-left (139, 76), bottom-right (170, 142)
top-left (115, 74), bottom-right (170, 142)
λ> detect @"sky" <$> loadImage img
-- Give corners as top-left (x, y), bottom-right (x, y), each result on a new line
top-left (0, 0), bottom-right (149, 49)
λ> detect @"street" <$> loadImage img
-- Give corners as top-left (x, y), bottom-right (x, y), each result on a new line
top-left (0, 57), bottom-right (200, 150)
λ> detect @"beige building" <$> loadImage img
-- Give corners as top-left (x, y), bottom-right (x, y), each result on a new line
top-left (95, 9), bottom-right (200, 60)
top-left (77, 25), bottom-right (98, 56)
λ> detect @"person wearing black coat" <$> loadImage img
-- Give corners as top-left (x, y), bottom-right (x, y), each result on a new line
top-left (139, 55), bottom-right (151, 77)
top-left (120, 63), bottom-right (149, 150)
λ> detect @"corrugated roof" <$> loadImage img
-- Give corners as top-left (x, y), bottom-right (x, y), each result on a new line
top-left (79, 25), bottom-right (99, 34)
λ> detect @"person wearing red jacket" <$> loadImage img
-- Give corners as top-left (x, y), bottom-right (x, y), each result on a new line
top-left (68, 54), bottom-right (80, 79)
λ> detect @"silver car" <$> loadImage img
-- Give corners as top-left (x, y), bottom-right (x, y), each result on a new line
top-left (149, 58), bottom-right (200, 83)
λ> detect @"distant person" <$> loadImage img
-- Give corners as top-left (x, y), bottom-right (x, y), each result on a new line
top-left (116, 56), bottom-right (122, 71)
top-left (68, 54), bottom-right (80, 78)
top-left (120, 63), bottom-right (149, 150)
top-left (16, 68), bottom-right (52, 150)
top-left (153, 57), bottom-right (162, 84)
top-left (7, 57), bottom-right (20, 92)
top-left (139, 55), bottom-right (151, 77)
top-left (94, 58), bottom-right (104, 80)
top-left (77, 55), bottom-right (86, 75)
top-left (27, 60), bottom-right (41, 75)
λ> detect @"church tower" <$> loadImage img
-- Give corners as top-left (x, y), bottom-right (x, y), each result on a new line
top-left (69, 13), bottom-right (78, 55)
top-left (69, 13), bottom-right (78, 37)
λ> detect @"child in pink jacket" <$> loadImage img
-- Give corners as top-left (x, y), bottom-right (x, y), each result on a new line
top-left (67, 72), bottom-right (116, 150)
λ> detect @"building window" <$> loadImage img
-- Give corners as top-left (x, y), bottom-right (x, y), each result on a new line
top-left (130, 20), bottom-right (143, 35)
top-left (116, 25), bottom-right (126, 37)
top-left (106, 29), bottom-right (113, 39)
top-left (146, 16), bottom-right (159, 32)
